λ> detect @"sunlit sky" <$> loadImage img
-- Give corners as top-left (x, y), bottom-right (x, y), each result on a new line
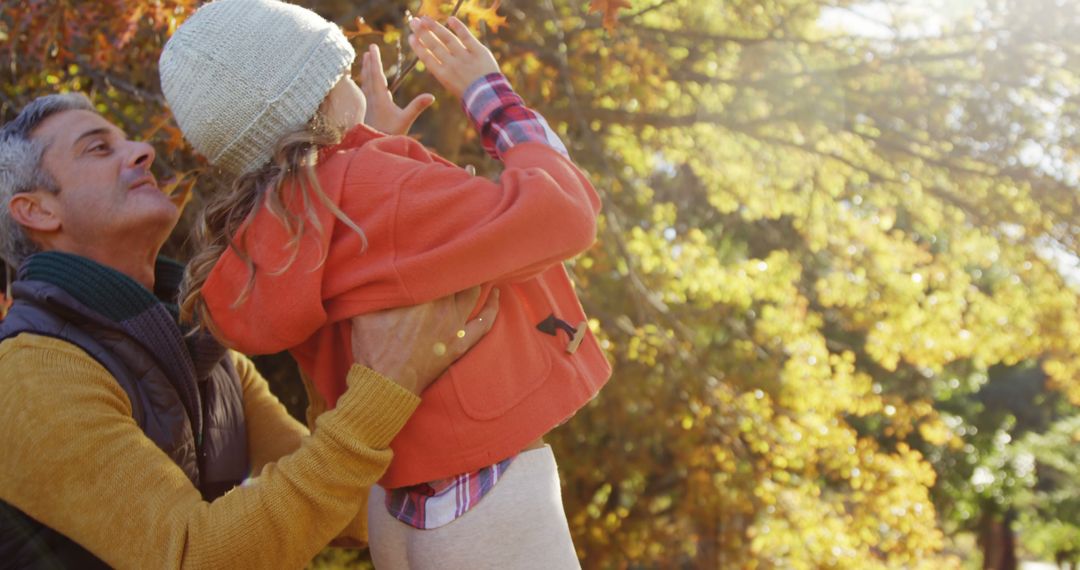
top-left (818, 0), bottom-right (1080, 288)
top-left (818, 0), bottom-right (983, 40)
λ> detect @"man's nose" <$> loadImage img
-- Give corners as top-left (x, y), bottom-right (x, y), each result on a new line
top-left (127, 140), bottom-right (156, 170)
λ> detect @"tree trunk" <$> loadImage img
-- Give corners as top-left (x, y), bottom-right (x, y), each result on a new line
top-left (979, 508), bottom-right (1018, 570)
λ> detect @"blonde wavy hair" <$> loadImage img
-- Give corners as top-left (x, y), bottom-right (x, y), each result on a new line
top-left (180, 112), bottom-right (366, 335)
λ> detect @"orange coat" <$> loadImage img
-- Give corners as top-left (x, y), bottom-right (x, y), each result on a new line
top-left (203, 124), bottom-right (612, 487)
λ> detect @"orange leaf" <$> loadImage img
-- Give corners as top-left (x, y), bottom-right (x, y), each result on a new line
top-left (343, 16), bottom-right (381, 39)
top-left (589, 0), bottom-right (632, 31)
top-left (143, 113), bottom-right (188, 155)
top-left (116, 5), bottom-right (145, 49)
top-left (160, 124), bottom-right (189, 155)
top-left (92, 33), bottom-right (112, 67)
top-left (458, 0), bottom-right (508, 33)
top-left (161, 172), bottom-right (197, 212)
top-left (416, 0), bottom-right (447, 18)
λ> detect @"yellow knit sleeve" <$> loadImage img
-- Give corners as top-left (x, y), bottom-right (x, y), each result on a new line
top-left (0, 334), bottom-right (418, 569)
top-left (231, 352), bottom-right (309, 474)
top-left (232, 351), bottom-right (372, 546)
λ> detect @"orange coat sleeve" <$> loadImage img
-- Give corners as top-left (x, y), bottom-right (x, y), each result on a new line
top-left (365, 140), bottom-right (601, 305)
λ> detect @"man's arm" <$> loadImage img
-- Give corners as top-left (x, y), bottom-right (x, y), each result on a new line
top-left (0, 288), bottom-right (498, 568)
top-left (233, 352), bottom-right (375, 547)
top-left (232, 352), bottom-right (309, 475)
top-left (0, 334), bottom-right (415, 569)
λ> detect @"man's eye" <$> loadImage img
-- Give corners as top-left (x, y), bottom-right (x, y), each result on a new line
top-left (88, 142), bottom-right (109, 153)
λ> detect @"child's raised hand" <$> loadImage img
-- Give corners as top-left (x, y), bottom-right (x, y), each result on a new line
top-left (407, 16), bottom-right (500, 99)
top-left (361, 44), bottom-right (435, 135)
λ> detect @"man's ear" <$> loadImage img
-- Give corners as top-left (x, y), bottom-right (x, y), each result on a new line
top-left (8, 192), bottom-right (60, 233)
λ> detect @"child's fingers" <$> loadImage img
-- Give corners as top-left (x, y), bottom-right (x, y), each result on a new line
top-left (359, 51), bottom-right (373, 92)
top-left (417, 29), bottom-right (454, 63)
top-left (447, 17), bottom-right (483, 52)
top-left (402, 93), bottom-right (435, 116)
top-left (360, 51), bottom-right (380, 98)
top-left (408, 33), bottom-right (442, 67)
top-left (408, 34), bottom-right (451, 86)
top-left (409, 17), bottom-right (458, 62)
top-left (369, 45), bottom-right (389, 86)
top-left (421, 16), bottom-right (468, 54)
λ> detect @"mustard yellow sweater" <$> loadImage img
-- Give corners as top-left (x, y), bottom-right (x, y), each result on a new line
top-left (0, 333), bottom-right (419, 569)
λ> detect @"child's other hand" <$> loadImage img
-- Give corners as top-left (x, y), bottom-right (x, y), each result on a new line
top-left (408, 16), bottom-right (500, 99)
top-left (361, 44), bottom-right (435, 135)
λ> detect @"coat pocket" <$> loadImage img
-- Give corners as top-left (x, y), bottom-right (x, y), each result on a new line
top-left (447, 286), bottom-right (552, 421)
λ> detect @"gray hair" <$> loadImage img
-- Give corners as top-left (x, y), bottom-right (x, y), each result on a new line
top-left (0, 93), bottom-right (95, 267)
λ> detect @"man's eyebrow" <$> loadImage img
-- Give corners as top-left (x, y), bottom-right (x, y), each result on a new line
top-left (71, 127), bottom-right (115, 148)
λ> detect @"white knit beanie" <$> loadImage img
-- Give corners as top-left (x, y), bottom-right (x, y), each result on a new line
top-left (159, 0), bottom-right (355, 175)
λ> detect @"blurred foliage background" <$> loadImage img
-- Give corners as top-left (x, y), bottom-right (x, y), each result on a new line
top-left (2, 0), bottom-right (1078, 568)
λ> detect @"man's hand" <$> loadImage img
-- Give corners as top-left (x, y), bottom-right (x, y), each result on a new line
top-left (361, 44), bottom-right (435, 135)
top-left (350, 287), bottom-right (499, 395)
top-left (407, 16), bottom-right (500, 99)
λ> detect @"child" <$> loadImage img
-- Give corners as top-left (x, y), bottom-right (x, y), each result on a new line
top-left (160, 0), bottom-right (610, 566)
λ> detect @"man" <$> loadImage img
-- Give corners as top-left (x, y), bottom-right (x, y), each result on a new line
top-left (0, 93), bottom-right (497, 568)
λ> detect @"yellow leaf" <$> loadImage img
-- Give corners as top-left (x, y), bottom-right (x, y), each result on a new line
top-left (416, 0), bottom-right (447, 18)
top-left (383, 25), bottom-right (402, 45)
top-left (457, 0), bottom-right (508, 33)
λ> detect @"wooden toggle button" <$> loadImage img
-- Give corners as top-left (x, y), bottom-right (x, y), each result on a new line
top-left (566, 321), bottom-right (588, 354)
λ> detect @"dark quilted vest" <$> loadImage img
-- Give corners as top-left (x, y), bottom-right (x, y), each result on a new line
top-left (0, 254), bottom-right (249, 569)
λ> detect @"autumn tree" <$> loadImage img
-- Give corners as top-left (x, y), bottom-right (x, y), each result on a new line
top-left (1014, 414), bottom-right (1080, 568)
top-left (3, 0), bottom-right (1079, 568)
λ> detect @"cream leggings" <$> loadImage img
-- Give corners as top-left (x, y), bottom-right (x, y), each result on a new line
top-left (367, 445), bottom-right (581, 569)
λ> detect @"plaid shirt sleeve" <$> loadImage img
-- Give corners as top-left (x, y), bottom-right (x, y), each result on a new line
top-left (462, 73), bottom-right (569, 160)
top-left (386, 457), bottom-right (515, 529)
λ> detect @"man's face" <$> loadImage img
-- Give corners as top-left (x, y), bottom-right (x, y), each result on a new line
top-left (31, 109), bottom-right (179, 255)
